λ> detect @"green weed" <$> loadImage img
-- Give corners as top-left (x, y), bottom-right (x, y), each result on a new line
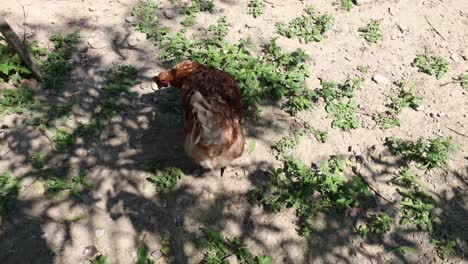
top-left (358, 212), bottom-right (394, 237)
top-left (0, 39), bottom-right (33, 85)
top-left (413, 53), bottom-right (449, 80)
top-left (196, 227), bottom-right (272, 264)
top-left (30, 151), bottom-right (47, 169)
top-left (246, 141), bottom-right (256, 155)
top-left (272, 130), bottom-right (304, 157)
top-left (335, 0), bottom-right (354, 11)
top-left (63, 213), bottom-right (86, 222)
top-left (373, 111), bottom-right (400, 130)
top-left (130, 1), bottom-right (165, 38)
top-left (276, 5), bottom-right (334, 43)
top-left (103, 64), bottom-right (138, 95)
top-left (318, 79), bottom-right (361, 131)
top-left (250, 156), bottom-right (370, 236)
top-left (137, 242), bottom-right (155, 264)
top-left (0, 172), bottom-right (21, 216)
top-left (357, 65), bottom-right (369, 74)
top-left (42, 33), bottom-right (80, 89)
top-left (148, 167), bottom-right (184, 192)
top-left (248, 0), bottom-right (264, 18)
top-left (386, 136), bottom-right (457, 169)
top-left (0, 87), bottom-right (42, 118)
top-left (310, 128), bottom-right (328, 143)
top-left (180, 0), bottom-right (215, 26)
top-left (455, 73), bottom-right (468, 89)
top-left (92, 255), bottom-right (110, 264)
top-left (51, 128), bottom-right (75, 151)
top-left (358, 20), bottom-right (382, 44)
top-left (46, 173), bottom-right (92, 197)
top-left (390, 81), bottom-right (422, 113)
top-left (393, 169), bottom-right (420, 190)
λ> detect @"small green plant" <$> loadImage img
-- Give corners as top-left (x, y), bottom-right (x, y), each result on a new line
top-left (92, 255), bottom-right (110, 264)
top-left (0, 87), bottom-right (42, 118)
top-left (273, 131), bottom-right (303, 157)
top-left (386, 136), bottom-right (457, 169)
top-left (30, 151), bottom-right (47, 169)
top-left (246, 141), bottom-right (256, 155)
top-left (137, 242), bottom-right (155, 264)
top-left (358, 212), bottom-right (394, 237)
top-left (335, 0), bottom-right (354, 11)
top-left (358, 20), bottom-right (382, 44)
top-left (103, 64), bottom-right (138, 95)
top-left (63, 213), bottom-right (86, 222)
top-left (311, 128), bottom-right (328, 143)
top-left (399, 188), bottom-right (434, 232)
top-left (180, 0), bottom-right (215, 26)
top-left (0, 172), bottom-right (21, 216)
top-left (373, 111), bottom-right (400, 130)
top-left (357, 65), bottom-right (369, 74)
top-left (51, 128), bottom-right (75, 151)
top-left (196, 227), bottom-right (272, 264)
top-left (276, 5), bottom-right (334, 43)
top-left (413, 53), bottom-right (449, 80)
top-left (390, 81), bottom-right (422, 113)
top-left (393, 169), bottom-right (420, 189)
top-left (148, 167), bottom-right (184, 192)
top-left (455, 73), bottom-right (468, 89)
top-left (250, 156), bottom-right (370, 236)
top-left (326, 100), bottom-right (360, 131)
top-left (318, 79), bottom-right (361, 131)
top-left (248, 0), bottom-right (264, 18)
top-left (131, 0), bottom-right (166, 38)
top-left (42, 33), bottom-right (80, 89)
top-left (46, 174), bottom-right (92, 197)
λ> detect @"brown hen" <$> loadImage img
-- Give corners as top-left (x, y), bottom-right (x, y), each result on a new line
top-left (153, 60), bottom-right (245, 176)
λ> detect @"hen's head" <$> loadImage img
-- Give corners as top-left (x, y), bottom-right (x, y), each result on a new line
top-left (152, 71), bottom-right (173, 88)
top-left (152, 60), bottom-right (199, 88)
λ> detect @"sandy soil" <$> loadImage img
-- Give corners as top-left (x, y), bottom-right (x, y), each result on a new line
top-left (0, 0), bottom-right (467, 263)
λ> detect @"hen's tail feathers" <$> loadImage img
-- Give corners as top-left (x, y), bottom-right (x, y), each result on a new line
top-left (190, 91), bottom-right (222, 146)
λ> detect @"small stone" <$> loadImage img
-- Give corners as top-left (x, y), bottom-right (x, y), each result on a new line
top-left (87, 37), bottom-right (107, 49)
top-left (219, 8), bottom-right (225, 13)
top-left (390, 191), bottom-right (403, 202)
top-left (225, 255), bottom-right (238, 264)
top-left (163, 9), bottom-right (176, 19)
top-left (82, 245), bottom-right (98, 259)
top-left (127, 37), bottom-right (138, 47)
top-left (151, 250), bottom-right (163, 259)
top-left (415, 105), bottom-right (425, 111)
top-left (372, 74), bottom-right (391, 85)
top-left (429, 112), bottom-right (436, 118)
top-left (450, 54), bottom-right (460, 62)
top-left (76, 43), bottom-right (89, 53)
top-left (125, 16), bottom-right (137, 24)
top-left (89, 7), bottom-right (95, 11)
top-left (95, 228), bottom-right (105, 237)
top-left (353, 0), bottom-right (372, 5)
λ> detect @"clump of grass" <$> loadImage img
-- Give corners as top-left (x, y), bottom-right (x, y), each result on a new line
top-left (130, 0), bottom-right (166, 38)
top-left (358, 20), bottom-right (382, 44)
top-left (317, 79), bottom-right (361, 131)
top-left (390, 81), bottom-right (422, 113)
top-left (196, 227), bottom-right (272, 264)
top-left (250, 156), bottom-right (370, 236)
top-left (0, 87), bottom-right (42, 118)
top-left (92, 255), bottom-right (110, 264)
top-left (276, 5), bottom-right (334, 43)
top-left (180, 0), bottom-right (215, 26)
top-left (46, 173), bottom-right (92, 197)
top-left (455, 73), bottom-right (468, 89)
top-left (413, 53), bottom-right (449, 80)
top-left (30, 151), bottom-right (47, 169)
top-left (272, 130), bottom-right (304, 157)
top-left (136, 242), bottom-right (155, 264)
top-left (386, 136), bottom-right (457, 169)
top-left (148, 167), bottom-right (185, 192)
top-left (335, 0), bottom-right (354, 11)
top-left (373, 111), bottom-right (400, 130)
top-left (248, 0), bottom-right (264, 18)
top-left (103, 64), bottom-right (138, 95)
top-left (0, 172), bottom-right (21, 216)
top-left (358, 212), bottom-right (394, 237)
top-left (51, 128), bottom-right (75, 151)
top-left (310, 128), bottom-right (328, 143)
top-left (42, 33), bottom-right (80, 89)
top-left (393, 169), bottom-right (420, 189)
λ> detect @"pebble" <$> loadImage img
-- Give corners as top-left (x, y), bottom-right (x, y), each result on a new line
top-left (87, 37), bottom-right (107, 49)
top-left (354, 0), bottom-right (372, 5)
top-left (89, 7), bottom-right (95, 11)
top-left (225, 255), bottom-right (238, 264)
top-left (372, 74), bottom-right (391, 85)
top-left (163, 9), bottom-right (176, 19)
top-left (82, 245), bottom-right (98, 259)
top-left (95, 228), bottom-right (105, 237)
top-left (450, 53), bottom-right (460, 62)
top-left (125, 16), bottom-right (137, 24)
top-left (127, 36), bottom-right (138, 47)
top-left (415, 105), bottom-right (425, 111)
top-left (76, 43), bottom-right (89, 53)
top-left (151, 250), bottom-right (163, 259)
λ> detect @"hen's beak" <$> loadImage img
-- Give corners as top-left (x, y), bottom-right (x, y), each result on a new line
top-left (220, 167), bottom-right (226, 177)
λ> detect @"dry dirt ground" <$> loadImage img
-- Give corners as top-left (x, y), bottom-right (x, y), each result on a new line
top-left (0, 0), bottom-right (467, 263)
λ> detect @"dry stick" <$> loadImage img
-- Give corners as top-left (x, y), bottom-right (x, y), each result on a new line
top-left (445, 125), bottom-right (468, 138)
top-left (424, 16), bottom-right (447, 41)
top-left (356, 173), bottom-right (393, 203)
top-left (0, 15), bottom-right (43, 81)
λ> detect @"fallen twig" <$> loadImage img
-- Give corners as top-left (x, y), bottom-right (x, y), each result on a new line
top-left (424, 16), bottom-right (447, 41)
top-left (445, 125), bottom-right (468, 138)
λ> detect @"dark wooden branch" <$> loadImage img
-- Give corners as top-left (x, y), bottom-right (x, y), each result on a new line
top-left (0, 15), bottom-right (43, 81)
